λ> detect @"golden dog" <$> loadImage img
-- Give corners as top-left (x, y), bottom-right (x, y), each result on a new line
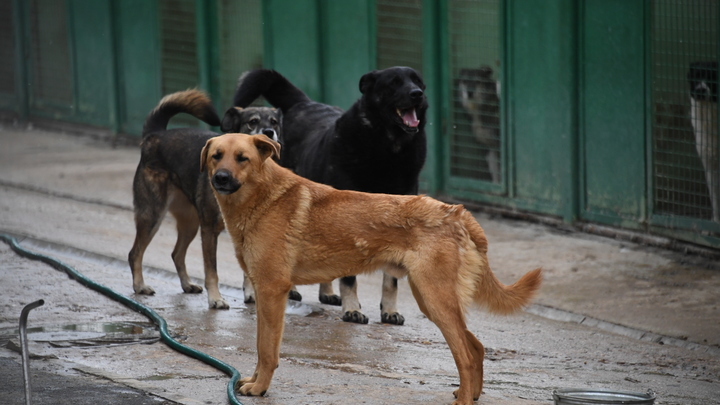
top-left (201, 133), bottom-right (542, 404)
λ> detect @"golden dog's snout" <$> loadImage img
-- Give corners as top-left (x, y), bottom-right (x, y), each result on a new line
top-left (211, 169), bottom-right (240, 194)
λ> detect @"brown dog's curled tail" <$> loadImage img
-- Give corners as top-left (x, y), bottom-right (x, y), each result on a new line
top-left (477, 267), bottom-right (542, 315)
top-left (460, 210), bottom-right (542, 315)
top-left (142, 89), bottom-right (221, 136)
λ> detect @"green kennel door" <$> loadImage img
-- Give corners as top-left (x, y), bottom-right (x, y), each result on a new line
top-left (579, 0), bottom-right (646, 227)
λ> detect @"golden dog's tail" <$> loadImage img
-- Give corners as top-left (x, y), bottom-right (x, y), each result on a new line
top-left (142, 89), bottom-right (221, 136)
top-left (462, 210), bottom-right (542, 315)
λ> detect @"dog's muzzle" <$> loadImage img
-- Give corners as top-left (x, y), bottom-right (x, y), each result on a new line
top-left (262, 128), bottom-right (280, 143)
top-left (211, 169), bottom-right (241, 195)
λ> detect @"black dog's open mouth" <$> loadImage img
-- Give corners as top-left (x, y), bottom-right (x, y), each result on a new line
top-left (395, 107), bottom-right (420, 132)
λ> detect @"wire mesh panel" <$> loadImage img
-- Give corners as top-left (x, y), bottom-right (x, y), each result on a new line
top-left (28, 0), bottom-right (73, 110)
top-left (651, 1), bottom-right (718, 222)
top-left (216, 0), bottom-right (264, 108)
top-left (447, 0), bottom-right (502, 185)
top-left (159, 0), bottom-right (200, 94)
top-left (159, 0), bottom-right (200, 125)
top-left (0, 0), bottom-right (16, 100)
top-left (376, 0), bottom-right (423, 71)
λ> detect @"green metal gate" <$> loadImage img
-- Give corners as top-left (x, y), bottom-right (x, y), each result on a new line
top-left (1, 0), bottom-right (718, 248)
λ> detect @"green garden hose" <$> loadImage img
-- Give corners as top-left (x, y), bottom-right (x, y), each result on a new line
top-left (0, 234), bottom-right (243, 405)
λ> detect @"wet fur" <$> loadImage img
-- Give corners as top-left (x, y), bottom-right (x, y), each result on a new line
top-left (201, 133), bottom-right (542, 404)
top-left (232, 67), bottom-right (428, 324)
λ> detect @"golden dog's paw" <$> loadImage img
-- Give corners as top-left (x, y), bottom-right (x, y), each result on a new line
top-left (134, 285), bottom-right (155, 295)
top-left (182, 283), bottom-right (204, 294)
top-left (238, 382), bottom-right (267, 396)
top-left (452, 388), bottom-right (480, 402)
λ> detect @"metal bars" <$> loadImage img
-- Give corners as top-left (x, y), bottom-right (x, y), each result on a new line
top-left (447, 0), bottom-right (502, 184)
top-left (651, 0), bottom-right (719, 222)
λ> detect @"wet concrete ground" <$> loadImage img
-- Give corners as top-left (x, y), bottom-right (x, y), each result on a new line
top-left (1, 125), bottom-right (719, 404)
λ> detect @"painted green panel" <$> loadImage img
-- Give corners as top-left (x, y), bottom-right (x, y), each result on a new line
top-left (115, 0), bottom-right (161, 135)
top-left (215, 0), bottom-right (264, 109)
top-left (0, 0), bottom-right (27, 116)
top-left (0, 0), bottom-right (17, 102)
top-left (70, 0), bottom-right (114, 127)
top-left (376, 0), bottom-right (423, 72)
top-left (265, 0), bottom-right (321, 101)
top-left (27, 0), bottom-right (73, 116)
top-left (581, 0), bottom-right (645, 221)
top-left (321, 0), bottom-right (372, 109)
top-left (508, 0), bottom-right (576, 216)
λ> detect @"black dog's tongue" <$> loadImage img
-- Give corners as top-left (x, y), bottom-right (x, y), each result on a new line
top-left (397, 108), bottom-right (419, 128)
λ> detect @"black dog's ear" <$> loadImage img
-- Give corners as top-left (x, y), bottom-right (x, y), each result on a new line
top-left (253, 135), bottom-right (281, 162)
top-left (359, 70), bottom-right (378, 94)
top-left (221, 107), bottom-right (243, 133)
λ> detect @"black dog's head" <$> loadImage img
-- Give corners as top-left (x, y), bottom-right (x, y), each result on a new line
top-left (221, 106), bottom-right (283, 143)
top-left (359, 66), bottom-right (428, 137)
top-left (689, 61), bottom-right (718, 102)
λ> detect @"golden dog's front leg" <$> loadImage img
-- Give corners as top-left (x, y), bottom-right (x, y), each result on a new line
top-left (238, 281), bottom-right (290, 397)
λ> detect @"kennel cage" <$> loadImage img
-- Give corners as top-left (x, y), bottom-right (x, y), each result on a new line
top-left (651, 0), bottom-right (719, 224)
top-left (376, 0), bottom-right (424, 72)
top-left (447, 0), bottom-right (502, 187)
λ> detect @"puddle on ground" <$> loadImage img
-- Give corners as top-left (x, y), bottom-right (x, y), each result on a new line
top-left (1, 321), bottom-right (160, 347)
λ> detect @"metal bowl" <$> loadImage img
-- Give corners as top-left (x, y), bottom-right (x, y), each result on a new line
top-left (553, 388), bottom-right (656, 405)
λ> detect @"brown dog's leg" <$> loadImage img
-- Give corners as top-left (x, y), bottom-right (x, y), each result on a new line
top-left (169, 201), bottom-right (204, 295)
top-left (128, 225), bottom-right (159, 295)
top-left (199, 226), bottom-right (229, 309)
top-left (408, 277), bottom-right (477, 405)
top-left (128, 189), bottom-right (167, 295)
top-left (238, 278), bottom-right (291, 396)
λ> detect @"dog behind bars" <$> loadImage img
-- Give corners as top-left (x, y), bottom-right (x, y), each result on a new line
top-left (688, 61), bottom-right (719, 221)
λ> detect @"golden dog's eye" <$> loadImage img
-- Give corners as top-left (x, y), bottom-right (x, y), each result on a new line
top-left (236, 154), bottom-right (248, 163)
top-left (212, 152), bottom-right (222, 161)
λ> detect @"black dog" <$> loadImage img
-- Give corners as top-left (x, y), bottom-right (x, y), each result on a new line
top-left (232, 67), bottom-right (428, 325)
top-left (129, 90), bottom-right (287, 308)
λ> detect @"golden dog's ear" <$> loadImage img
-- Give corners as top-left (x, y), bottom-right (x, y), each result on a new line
top-left (253, 135), bottom-right (281, 161)
top-left (200, 137), bottom-right (215, 172)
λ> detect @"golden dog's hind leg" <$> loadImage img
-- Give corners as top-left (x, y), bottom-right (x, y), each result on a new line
top-left (238, 279), bottom-right (291, 396)
top-left (408, 278), bottom-right (477, 405)
top-left (457, 330), bottom-right (484, 400)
